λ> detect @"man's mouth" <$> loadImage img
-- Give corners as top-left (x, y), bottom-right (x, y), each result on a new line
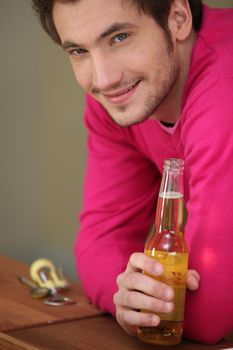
top-left (102, 80), bottom-right (141, 104)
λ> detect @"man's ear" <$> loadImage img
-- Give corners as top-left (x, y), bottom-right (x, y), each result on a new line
top-left (168, 0), bottom-right (193, 41)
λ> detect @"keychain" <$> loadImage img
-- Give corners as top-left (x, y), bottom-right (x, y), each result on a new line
top-left (30, 258), bottom-right (76, 306)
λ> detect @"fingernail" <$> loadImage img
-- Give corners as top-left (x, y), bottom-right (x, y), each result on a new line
top-left (153, 264), bottom-right (163, 275)
top-left (165, 302), bottom-right (174, 312)
top-left (151, 315), bottom-right (160, 326)
top-left (164, 288), bottom-right (174, 300)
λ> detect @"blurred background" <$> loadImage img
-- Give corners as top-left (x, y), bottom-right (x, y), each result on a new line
top-left (1, 0), bottom-right (233, 281)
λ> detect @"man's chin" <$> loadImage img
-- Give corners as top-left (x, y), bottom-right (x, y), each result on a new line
top-left (108, 111), bottom-right (150, 128)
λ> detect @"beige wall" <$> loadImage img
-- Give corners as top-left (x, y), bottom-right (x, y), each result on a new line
top-left (205, 0), bottom-right (233, 6)
top-left (0, 0), bottom-right (85, 279)
top-left (1, 0), bottom-right (233, 280)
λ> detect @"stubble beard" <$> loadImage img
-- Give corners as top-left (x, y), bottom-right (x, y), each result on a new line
top-left (106, 43), bottom-right (178, 128)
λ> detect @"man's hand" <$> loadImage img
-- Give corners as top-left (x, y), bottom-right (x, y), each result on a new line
top-left (113, 252), bottom-right (200, 336)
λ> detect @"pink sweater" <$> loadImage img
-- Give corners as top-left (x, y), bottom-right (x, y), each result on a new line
top-left (75, 6), bottom-right (233, 344)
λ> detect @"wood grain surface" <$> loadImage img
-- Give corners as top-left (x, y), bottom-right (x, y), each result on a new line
top-left (0, 332), bottom-right (40, 350)
top-left (0, 256), bottom-right (103, 332)
top-left (6, 315), bottom-right (233, 350)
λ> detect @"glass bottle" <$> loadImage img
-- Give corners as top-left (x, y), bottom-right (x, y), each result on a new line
top-left (137, 158), bottom-right (188, 346)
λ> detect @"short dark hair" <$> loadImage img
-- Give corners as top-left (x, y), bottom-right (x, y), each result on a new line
top-left (32, 0), bottom-right (203, 45)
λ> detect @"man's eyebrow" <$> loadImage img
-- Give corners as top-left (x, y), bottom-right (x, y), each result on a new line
top-left (62, 41), bottom-right (80, 50)
top-left (61, 22), bottom-right (137, 49)
top-left (97, 22), bottom-right (137, 42)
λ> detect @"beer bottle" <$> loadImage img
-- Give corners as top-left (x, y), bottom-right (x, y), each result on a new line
top-left (137, 158), bottom-right (188, 345)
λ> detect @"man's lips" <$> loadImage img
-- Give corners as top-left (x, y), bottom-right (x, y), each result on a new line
top-left (102, 80), bottom-right (141, 104)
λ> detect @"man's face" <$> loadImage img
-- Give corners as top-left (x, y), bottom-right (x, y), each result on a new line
top-left (53, 0), bottom-right (179, 127)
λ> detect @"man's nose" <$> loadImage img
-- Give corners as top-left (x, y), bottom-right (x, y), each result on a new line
top-left (91, 53), bottom-right (122, 91)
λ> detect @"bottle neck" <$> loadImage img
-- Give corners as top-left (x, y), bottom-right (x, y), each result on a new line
top-left (155, 159), bottom-right (184, 233)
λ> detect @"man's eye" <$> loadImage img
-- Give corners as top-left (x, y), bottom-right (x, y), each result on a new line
top-left (112, 33), bottom-right (129, 44)
top-left (69, 48), bottom-right (87, 56)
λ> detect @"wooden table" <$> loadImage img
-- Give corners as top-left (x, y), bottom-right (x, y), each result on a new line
top-left (0, 256), bottom-right (232, 350)
top-left (2, 315), bottom-right (233, 350)
top-left (0, 256), bottom-right (102, 333)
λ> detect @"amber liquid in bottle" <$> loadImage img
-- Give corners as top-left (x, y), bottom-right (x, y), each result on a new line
top-left (137, 159), bottom-right (188, 346)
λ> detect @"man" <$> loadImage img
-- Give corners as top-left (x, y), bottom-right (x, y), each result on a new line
top-left (32, 0), bottom-right (233, 344)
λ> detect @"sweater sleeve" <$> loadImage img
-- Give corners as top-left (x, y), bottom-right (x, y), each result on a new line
top-left (74, 95), bottom-right (160, 314)
top-left (182, 78), bottom-right (233, 343)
